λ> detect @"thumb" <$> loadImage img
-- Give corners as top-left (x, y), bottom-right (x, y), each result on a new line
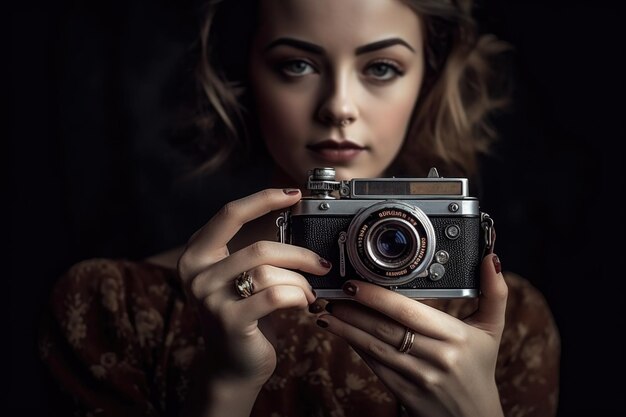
top-left (465, 254), bottom-right (508, 332)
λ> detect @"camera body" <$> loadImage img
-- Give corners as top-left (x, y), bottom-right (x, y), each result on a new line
top-left (277, 168), bottom-right (494, 299)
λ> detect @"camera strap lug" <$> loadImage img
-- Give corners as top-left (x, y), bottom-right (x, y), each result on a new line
top-left (338, 232), bottom-right (347, 277)
top-left (276, 212), bottom-right (290, 244)
top-left (480, 212), bottom-right (496, 256)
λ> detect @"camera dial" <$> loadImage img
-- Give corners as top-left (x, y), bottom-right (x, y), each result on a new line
top-left (305, 167), bottom-right (341, 199)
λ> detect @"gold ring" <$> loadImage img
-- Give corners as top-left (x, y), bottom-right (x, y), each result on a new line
top-left (398, 328), bottom-right (415, 354)
top-left (234, 271), bottom-right (254, 298)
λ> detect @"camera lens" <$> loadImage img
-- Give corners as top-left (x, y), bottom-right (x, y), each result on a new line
top-left (366, 219), bottom-right (418, 270)
top-left (347, 201), bottom-right (436, 286)
top-left (377, 228), bottom-right (409, 259)
top-left (372, 223), bottom-right (417, 264)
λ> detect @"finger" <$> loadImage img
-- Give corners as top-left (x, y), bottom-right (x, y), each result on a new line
top-left (223, 285), bottom-right (310, 327)
top-left (464, 254), bottom-right (508, 332)
top-left (353, 347), bottom-right (429, 410)
top-left (183, 188), bottom-right (301, 264)
top-left (316, 313), bottom-right (439, 384)
top-left (191, 241), bottom-right (331, 295)
top-left (204, 265), bottom-right (317, 305)
top-left (340, 281), bottom-right (463, 340)
top-left (326, 301), bottom-right (450, 366)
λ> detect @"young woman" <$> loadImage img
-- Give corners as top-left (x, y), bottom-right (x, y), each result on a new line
top-left (38, 1), bottom-right (560, 416)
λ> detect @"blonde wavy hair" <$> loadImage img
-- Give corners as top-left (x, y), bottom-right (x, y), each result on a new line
top-left (181, 0), bottom-right (511, 178)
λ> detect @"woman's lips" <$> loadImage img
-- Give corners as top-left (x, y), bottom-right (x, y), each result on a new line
top-left (306, 139), bottom-right (366, 163)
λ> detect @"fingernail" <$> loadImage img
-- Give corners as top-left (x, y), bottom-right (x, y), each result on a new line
top-left (342, 282), bottom-right (358, 296)
top-left (316, 319), bottom-right (329, 328)
top-left (324, 302), bottom-right (334, 313)
top-left (283, 188), bottom-right (300, 195)
top-left (308, 303), bottom-right (323, 314)
top-left (319, 258), bottom-right (332, 269)
top-left (493, 255), bottom-right (502, 274)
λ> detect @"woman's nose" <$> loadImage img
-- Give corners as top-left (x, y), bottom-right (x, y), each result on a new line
top-left (316, 73), bottom-right (359, 127)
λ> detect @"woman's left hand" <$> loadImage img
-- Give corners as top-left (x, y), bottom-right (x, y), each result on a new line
top-left (316, 254), bottom-right (507, 417)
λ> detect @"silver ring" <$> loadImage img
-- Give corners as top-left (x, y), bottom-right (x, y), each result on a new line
top-left (340, 119), bottom-right (351, 127)
top-left (398, 328), bottom-right (415, 354)
top-left (234, 271), bottom-right (254, 298)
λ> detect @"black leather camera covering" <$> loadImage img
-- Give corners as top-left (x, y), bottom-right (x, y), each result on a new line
top-left (290, 215), bottom-right (481, 290)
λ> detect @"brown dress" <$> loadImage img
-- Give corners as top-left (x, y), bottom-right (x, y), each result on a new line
top-left (38, 258), bottom-right (560, 417)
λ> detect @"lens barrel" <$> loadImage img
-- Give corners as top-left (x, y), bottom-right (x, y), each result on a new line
top-left (347, 201), bottom-right (436, 286)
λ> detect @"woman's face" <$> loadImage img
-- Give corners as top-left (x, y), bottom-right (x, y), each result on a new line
top-left (248, 0), bottom-right (425, 185)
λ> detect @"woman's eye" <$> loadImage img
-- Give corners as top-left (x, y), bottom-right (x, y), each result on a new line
top-left (280, 60), bottom-right (315, 77)
top-left (365, 61), bottom-right (403, 81)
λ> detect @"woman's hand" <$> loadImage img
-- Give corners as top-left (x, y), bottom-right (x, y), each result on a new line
top-left (316, 254), bottom-right (508, 417)
top-left (177, 189), bottom-right (329, 386)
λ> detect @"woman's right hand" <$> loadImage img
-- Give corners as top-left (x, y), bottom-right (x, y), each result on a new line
top-left (177, 188), bottom-right (329, 387)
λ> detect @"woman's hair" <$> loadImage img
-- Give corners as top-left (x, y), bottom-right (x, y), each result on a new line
top-left (394, 0), bottom-right (511, 177)
top-left (175, 0), bottom-right (511, 178)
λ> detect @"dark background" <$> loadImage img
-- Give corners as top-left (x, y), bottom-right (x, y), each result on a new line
top-left (9, 0), bottom-right (624, 416)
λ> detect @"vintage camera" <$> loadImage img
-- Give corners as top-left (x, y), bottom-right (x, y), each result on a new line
top-left (276, 167), bottom-right (494, 299)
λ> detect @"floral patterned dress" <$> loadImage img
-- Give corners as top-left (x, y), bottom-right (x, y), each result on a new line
top-left (38, 259), bottom-right (560, 417)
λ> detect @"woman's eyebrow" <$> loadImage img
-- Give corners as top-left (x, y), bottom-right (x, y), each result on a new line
top-left (355, 38), bottom-right (415, 55)
top-left (264, 38), bottom-right (325, 54)
top-left (264, 37), bottom-right (415, 55)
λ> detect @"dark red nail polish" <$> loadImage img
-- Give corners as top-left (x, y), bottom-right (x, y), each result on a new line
top-left (308, 303), bottom-right (323, 314)
top-left (324, 302), bottom-right (334, 313)
top-left (316, 319), bottom-right (329, 328)
top-left (319, 258), bottom-right (332, 269)
top-left (283, 188), bottom-right (300, 195)
top-left (493, 255), bottom-right (502, 274)
top-left (342, 282), bottom-right (358, 296)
